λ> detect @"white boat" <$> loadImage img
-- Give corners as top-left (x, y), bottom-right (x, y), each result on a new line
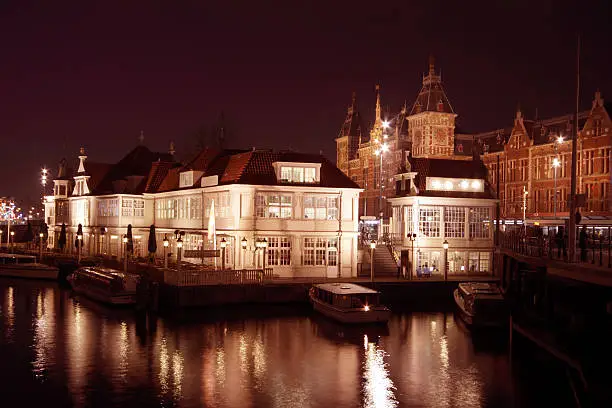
top-left (309, 283), bottom-right (391, 324)
top-left (67, 266), bottom-right (140, 306)
top-left (0, 254), bottom-right (59, 280)
top-left (454, 282), bottom-right (506, 328)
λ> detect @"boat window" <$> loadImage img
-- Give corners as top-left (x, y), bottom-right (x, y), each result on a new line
top-left (17, 257), bottom-right (35, 264)
top-left (3, 257), bottom-right (17, 265)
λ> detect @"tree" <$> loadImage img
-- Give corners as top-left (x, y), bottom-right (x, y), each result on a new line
top-left (147, 225), bottom-right (157, 262)
top-left (127, 224), bottom-right (134, 254)
top-left (24, 222), bottom-right (34, 248)
top-left (58, 223), bottom-right (67, 251)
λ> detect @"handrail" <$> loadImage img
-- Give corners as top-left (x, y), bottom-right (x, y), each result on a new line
top-left (165, 268), bottom-right (274, 286)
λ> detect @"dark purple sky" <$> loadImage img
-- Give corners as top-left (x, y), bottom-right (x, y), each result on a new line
top-left (1, 0), bottom-right (611, 202)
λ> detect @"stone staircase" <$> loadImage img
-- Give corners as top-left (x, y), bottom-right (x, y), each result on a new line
top-left (360, 244), bottom-right (399, 278)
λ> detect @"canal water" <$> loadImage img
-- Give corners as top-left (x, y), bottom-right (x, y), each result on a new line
top-left (0, 279), bottom-right (574, 408)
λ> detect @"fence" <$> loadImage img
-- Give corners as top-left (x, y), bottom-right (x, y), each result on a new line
top-left (501, 198), bottom-right (611, 218)
top-left (164, 267), bottom-right (275, 286)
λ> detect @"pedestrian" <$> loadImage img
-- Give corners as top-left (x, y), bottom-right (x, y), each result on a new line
top-left (579, 226), bottom-right (587, 262)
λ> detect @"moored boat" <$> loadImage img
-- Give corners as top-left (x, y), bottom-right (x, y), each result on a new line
top-left (67, 266), bottom-right (140, 306)
top-left (309, 283), bottom-right (391, 324)
top-left (0, 254), bottom-right (59, 280)
top-left (454, 282), bottom-right (506, 328)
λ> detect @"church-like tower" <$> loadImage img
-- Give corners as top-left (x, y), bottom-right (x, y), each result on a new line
top-left (336, 92), bottom-right (364, 176)
top-left (408, 57), bottom-right (457, 157)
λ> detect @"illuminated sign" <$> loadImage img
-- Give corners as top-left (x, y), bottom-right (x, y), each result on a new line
top-left (426, 177), bottom-right (484, 193)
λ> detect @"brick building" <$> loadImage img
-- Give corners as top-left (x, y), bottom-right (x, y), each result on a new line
top-left (476, 91), bottom-right (612, 225)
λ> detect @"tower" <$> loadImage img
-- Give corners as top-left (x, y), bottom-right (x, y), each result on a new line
top-left (336, 92), bottom-right (364, 175)
top-left (408, 56), bottom-right (457, 157)
top-left (73, 147), bottom-right (91, 196)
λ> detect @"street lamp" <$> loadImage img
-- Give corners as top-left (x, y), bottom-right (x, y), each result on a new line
top-left (176, 237), bottom-right (183, 269)
top-left (523, 187), bottom-right (528, 233)
top-left (443, 240), bottom-right (449, 281)
top-left (10, 230), bottom-right (15, 252)
top-left (407, 233), bottom-right (417, 280)
top-left (77, 233), bottom-right (83, 264)
top-left (375, 143), bottom-right (390, 238)
top-left (163, 235), bottom-right (169, 269)
top-left (552, 157), bottom-right (561, 217)
top-left (220, 237), bottom-right (227, 270)
top-left (261, 238), bottom-right (268, 271)
top-left (122, 235), bottom-right (128, 271)
top-left (370, 241), bottom-right (376, 282)
top-left (241, 237), bottom-right (247, 269)
top-left (39, 232), bottom-right (44, 261)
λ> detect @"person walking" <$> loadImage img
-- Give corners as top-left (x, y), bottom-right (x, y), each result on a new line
top-left (579, 226), bottom-right (587, 262)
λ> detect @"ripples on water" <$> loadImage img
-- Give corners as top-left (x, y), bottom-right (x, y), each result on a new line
top-left (0, 280), bottom-right (571, 408)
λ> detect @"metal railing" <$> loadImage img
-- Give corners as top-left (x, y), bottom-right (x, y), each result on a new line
top-left (500, 198), bottom-right (611, 218)
top-left (164, 267), bottom-right (275, 286)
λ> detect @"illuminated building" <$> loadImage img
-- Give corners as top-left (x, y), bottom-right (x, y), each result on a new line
top-left (44, 143), bottom-right (361, 277)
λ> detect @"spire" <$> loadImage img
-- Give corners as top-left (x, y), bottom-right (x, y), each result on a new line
top-left (348, 91), bottom-right (356, 114)
top-left (169, 141), bottom-right (175, 156)
top-left (77, 147), bottom-right (87, 174)
top-left (57, 158), bottom-right (67, 178)
top-left (429, 54), bottom-right (435, 76)
top-left (139, 130), bottom-right (144, 145)
top-left (375, 84), bottom-right (381, 123)
top-left (593, 90), bottom-right (604, 108)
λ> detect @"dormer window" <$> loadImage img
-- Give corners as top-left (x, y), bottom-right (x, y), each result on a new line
top-left (273, 162), bottom-right (321, 184)
top-left (180, 171), bottom-right (194, 188)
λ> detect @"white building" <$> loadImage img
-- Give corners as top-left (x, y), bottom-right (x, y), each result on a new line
top-left (44, 145), bottom-right (362, 278)
top-left (389, 156), bottom-right (497, 278)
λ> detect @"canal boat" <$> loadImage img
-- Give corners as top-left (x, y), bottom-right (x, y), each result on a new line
top-left (0, 254), bottom-right (59, 280)
top-left (67, 266), bottom-right (140, 306)
top-left (309, 283), bottom-right (391, 324)
top-left (454, 282), bottom-right (506, 328)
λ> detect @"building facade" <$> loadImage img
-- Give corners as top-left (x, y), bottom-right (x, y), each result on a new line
top-left (44, 145), bottom-right (362, 278)
top-left (476, 91), bottom-right (612, 225)
top-left (335, 57), bottom-right (497, 277)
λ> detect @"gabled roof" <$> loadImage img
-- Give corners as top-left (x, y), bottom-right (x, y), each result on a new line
top-left (92, 146), bottom-right (175, 195)
top-left (409, 58), bottom-right (454, 115)
top-left (154, 149), bottom-right (360, 192)
top-left (408, 157), bottom-right (494, 199)
top-left (144, 161), bottom-right (177, 193)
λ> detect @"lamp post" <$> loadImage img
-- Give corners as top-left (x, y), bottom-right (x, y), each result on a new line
top-left (163, 235), bottom-right (169, 269)
top-left (241, 237), bottom-right (247, 269)
top-left (375, 138), bottom-right (390, 240)
top-left (122, 235), bottom-right (128, 272)
top-left (370, 241), bottom-right (376, 282)
top-left (10, 231), bottom-right (15, 253)
top-left (39, 232), bottom-right (44, 262)
top-left (552, 157), bottom-right (561, 217)
top-left (77, 233), bottom-right (83, 264)
top-left (0, 230), bottom-right (3, 249)
top-left (261, 238), bottom-right (268, 271)
top-left (443, 240), bottom-right (449, 282)
top-left (407, 233), bottom-right (417, 280)
top-left (523, 187), bottom-right (528, 234)
top-left (220, 237), bottom-right (227, 270)
top-left (177, 237), bottom-right (183, 270)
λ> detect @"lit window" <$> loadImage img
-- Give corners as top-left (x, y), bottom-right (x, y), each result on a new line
top-left (279, 166), bottom-right (318, 183)
top-left (469, 208), bottom-right (490, 239)
top-left (255, 193), bottom-right (292, 218)
top-left (303, 195), bottom-right (338, 220)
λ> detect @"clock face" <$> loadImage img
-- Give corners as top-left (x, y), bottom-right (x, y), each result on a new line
top-left (434, 128), bottom-right (446, 144)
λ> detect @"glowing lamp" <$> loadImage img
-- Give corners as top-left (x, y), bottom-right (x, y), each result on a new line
top-left (241, 237), bottom-right (247, 249)
top-left (460, 180), bottom-right (469, 189)
top-left (220, 238), bottom-right (227, 249)
top-left (39, 232), bottom-right (44, 238)
top-left (10, 231), bottom-right (14, 236)
top-left (444, 181), bottom-right (453, 190)
top-left (370, 241), bottom-right (376, 250)
top-left (364, 305), bottom-right (370, 312)
top-left (163, 236), bottom-right (169, 247)
top-left (122, 236), bottom-right (128, 244)
top-left (77, 234), bottom-right (82, 241)
top-left (381, 143), bottom-right (389, 153)
top-left (552, 158), bottom-right (560, 168)
top-left (176, 237), bottom-right (183, 248)
top-left (443, 240), bottom-right (449, 250)
top-left (262, 238), bottom-right (268, 248)
top-left (557, 135), bottom-right (564, 144)
top-left (471, 180), bottom-right (481, 189)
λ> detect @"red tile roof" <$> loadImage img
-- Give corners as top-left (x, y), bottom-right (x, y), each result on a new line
top-left (153, 149), bottom-right (360, 192)
top-left (144, 161), bottom-right (176, 193)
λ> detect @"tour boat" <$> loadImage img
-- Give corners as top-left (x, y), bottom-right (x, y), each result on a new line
top-left (0, 254), bottom-right (59, 280)
top-left (454, 282), bottom-right (506, 328)
top-left (67, 266), bottom-right (140, 306)
top-left (309, 283), bottom-right (391, 324)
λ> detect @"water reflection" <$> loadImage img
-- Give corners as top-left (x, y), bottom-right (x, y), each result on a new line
top-left (363, 337), bottom-right (397, 408)
top-left (0, 281), bottom-right (565, 408)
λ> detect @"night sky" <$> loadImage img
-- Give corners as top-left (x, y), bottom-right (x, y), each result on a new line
top-left (1, 0), bottom-right (611, 202)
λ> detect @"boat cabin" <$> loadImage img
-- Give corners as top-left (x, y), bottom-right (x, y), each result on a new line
top-left (73, 267), bottom-right (139, 294)
top-left (312, 283), bottom-right (381, 309)
top-left (0, 254), bottom-right (37, 265)
top-left (457, 282), bottom-right (505, 317)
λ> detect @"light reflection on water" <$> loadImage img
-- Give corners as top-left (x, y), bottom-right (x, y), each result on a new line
top-left (0, 280), bottom-right (562, 407)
